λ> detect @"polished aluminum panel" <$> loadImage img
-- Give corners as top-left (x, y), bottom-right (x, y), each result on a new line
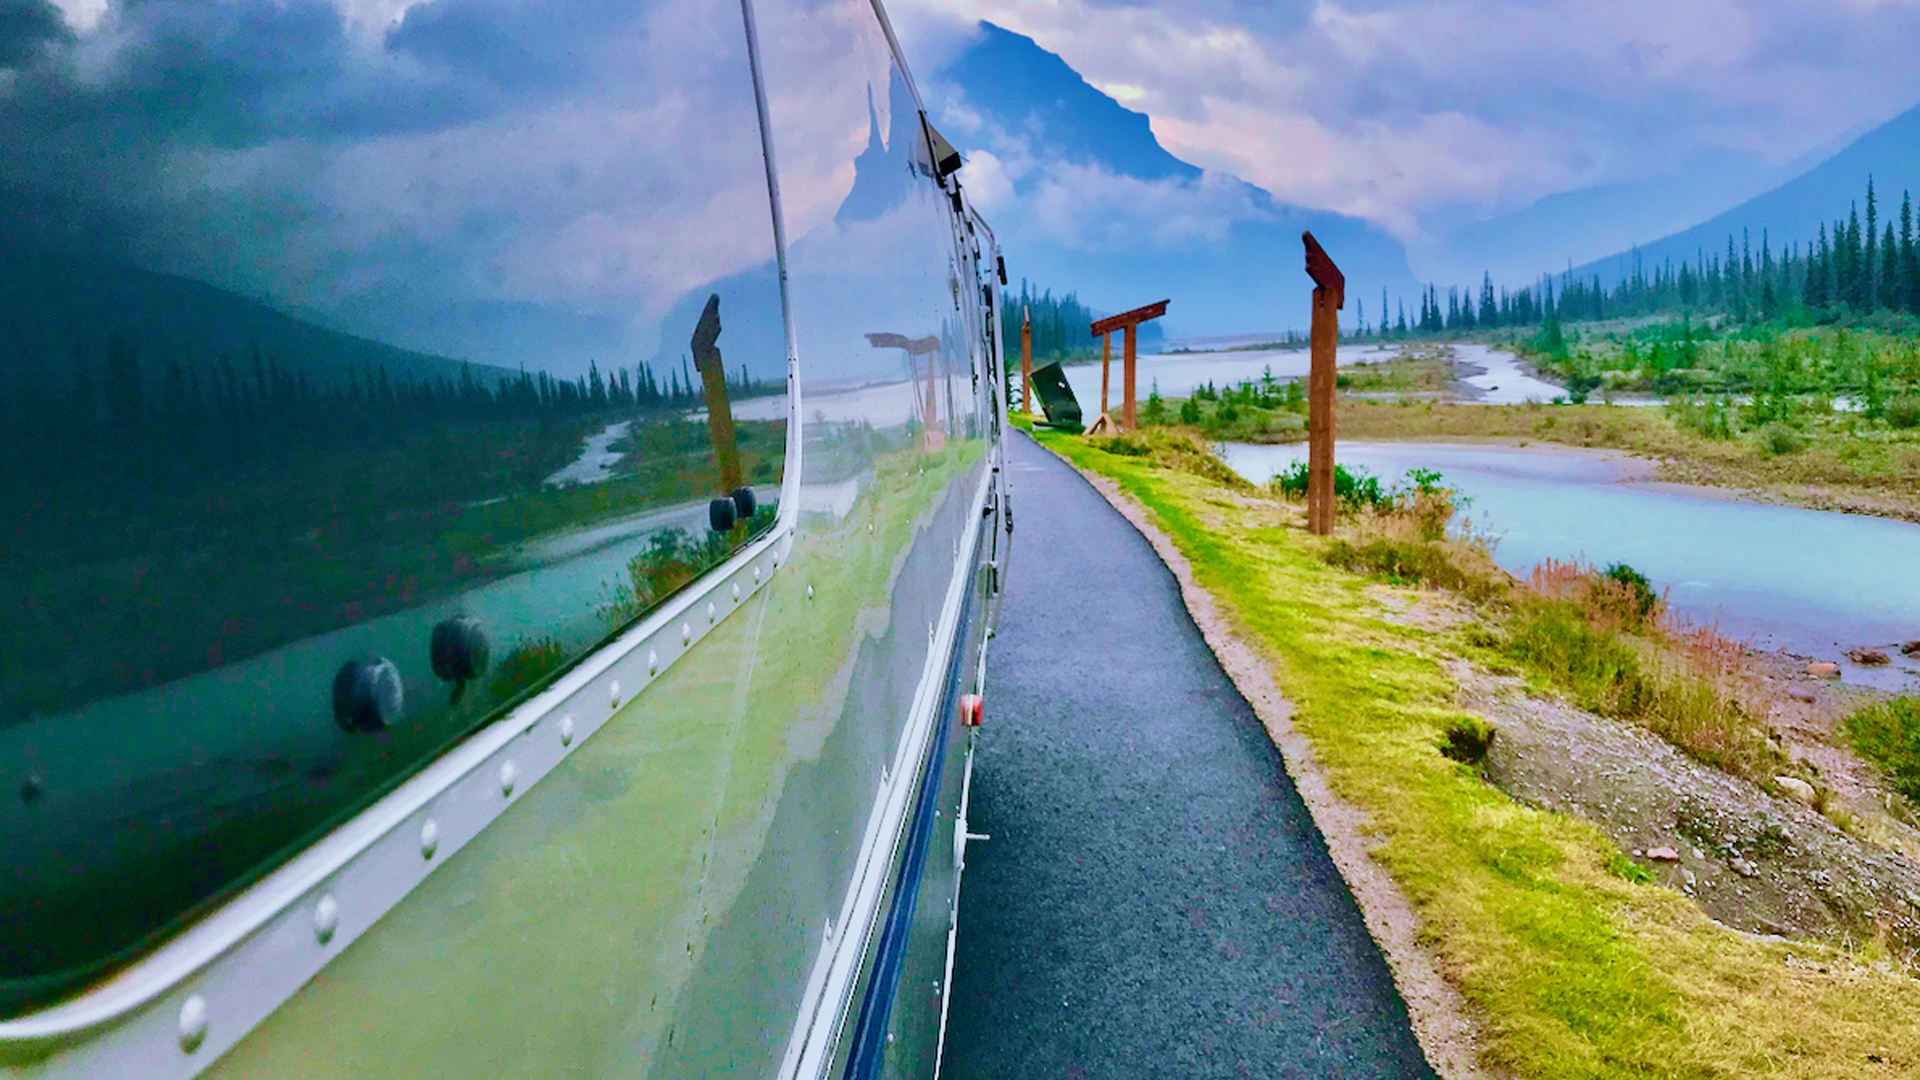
top-left (1, 0), bottom-right (1004, 1075)
top-left (0, 0), bottom-right (787, 1017)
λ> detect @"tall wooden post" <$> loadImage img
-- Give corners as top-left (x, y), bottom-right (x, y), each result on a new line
top-left (1020, 305), bottom-right (1034, 413)
top-left (691, 294), bottom-right (743, 493)
top-left (1122, 324), bottom-right (1138, 430)
top-left (1098, 332), bottom-right (1112, 421)
top-left (1302, 232), bottom-right (1344, 536)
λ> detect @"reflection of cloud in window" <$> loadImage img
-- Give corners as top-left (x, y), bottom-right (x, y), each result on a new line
top-left (0, 0), bottom-right (782, 378)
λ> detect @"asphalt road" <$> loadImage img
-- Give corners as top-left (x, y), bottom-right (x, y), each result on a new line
top-left (943, 432), bottom-right (1436, 1079)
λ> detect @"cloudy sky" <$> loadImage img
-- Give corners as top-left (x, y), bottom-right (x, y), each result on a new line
top-left (888, 0), bottom-right (1920, 250)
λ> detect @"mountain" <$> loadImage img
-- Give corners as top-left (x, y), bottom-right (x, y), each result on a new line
top-left (1413, 149), bottom-right (1790, 288)
top-left (0, 245), bottom-right (520, 394)
top-left (931, 24), bottom-right (1422, 337)
top-left (1568, 102), bottom-right (1920, 287)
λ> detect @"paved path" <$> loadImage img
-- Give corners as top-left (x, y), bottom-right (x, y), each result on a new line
top-left (944, 433), bottom-right (1435, 1079)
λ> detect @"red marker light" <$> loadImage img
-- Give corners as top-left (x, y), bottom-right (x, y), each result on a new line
top-left (960, 694), bottom-right (984, 727)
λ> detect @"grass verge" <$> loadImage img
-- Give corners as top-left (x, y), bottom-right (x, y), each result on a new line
top-left (1035, 426), bottom-right (1920, 1079)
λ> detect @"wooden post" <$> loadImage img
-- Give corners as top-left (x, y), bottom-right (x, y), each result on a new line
top-left (1302, 232), bottom-right (1344, 536)
top-left (1088, 300), bottom-right (1168, 435)
top-left (865, 332), bottom-right (944, 447)
top-left (1021, 305), bottom-right (1034, 413)
top-left (691, 294), bottom-right (743, 493)
top-left (1099, 332), bottom-right (1112, 421)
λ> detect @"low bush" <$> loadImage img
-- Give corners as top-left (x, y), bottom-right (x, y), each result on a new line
top-left (1440, 716), bottom-right (1497, 764)
top-left (486, 637), bottom-right (568, 706)
top-left (1322, 536), bottom-right (1504, 600)
top-left (1886, 396), bottom-right (1920, 429)
top-left (1510, 562), bottom-right (1782, 781)
top-left (1267, 462), bottom-right (1393, 511)
top-left (1758, 421), bottom-right (1803, 455)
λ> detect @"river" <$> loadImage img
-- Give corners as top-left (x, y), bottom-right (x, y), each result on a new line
top-left (1222, 440), bottom-right (1920, 690)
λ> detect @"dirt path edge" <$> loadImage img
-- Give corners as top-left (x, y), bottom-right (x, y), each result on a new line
top-left (1059, 454), bottom-right (1502, 1080)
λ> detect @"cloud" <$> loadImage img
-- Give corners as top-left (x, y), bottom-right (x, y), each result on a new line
top-left (0, 0), bottom-right (788, 373)
top-left (892, 0), bottom-right (1920, 242)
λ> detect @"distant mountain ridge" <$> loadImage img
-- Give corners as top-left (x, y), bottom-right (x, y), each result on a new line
top-left (935, 25), bottom-right (1422, 337)
top-left (0, 245), bottom-right (520, 395)
top-left (1570, 102), bottom-right (1920, 287)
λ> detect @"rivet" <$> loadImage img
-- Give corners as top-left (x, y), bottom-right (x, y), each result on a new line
top-left (682, 623), bottom-right (691, 645)
top-left (560, 715), bottom-right (575, 746)
top-left (754, 565), bottom-right (762, 583)
top-left (420, 818), bottom-right (439, 859)
top-left (706, 601), bottom-right (716, 624)
top-left (314, 893), bottom-right (339, 945)
top-left (806, 586), bottom-right (815, 600)
top-left (732, 583), bottom-right (740, 603)
top-left (867, 522), bottom-right (874, 533)
top-left (610, 680), bottom-right (622, 708)
top-left (499, 760), bottom-right (517, 797)
top-left (178, 994), bottom-right (208, 1054)
top-left (648, 650), bottom-right (659, 675)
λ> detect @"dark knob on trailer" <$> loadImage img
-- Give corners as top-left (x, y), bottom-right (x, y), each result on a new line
top-left (709, 496), bottom-right (737, 533)
top-left (730, 487), bottom-right (756, 522)
top-left (333, 657), bottom-right (404, 733)
top-left (430, 616), bottom-right (490, 683)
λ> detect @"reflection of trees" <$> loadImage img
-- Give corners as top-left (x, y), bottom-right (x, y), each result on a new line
top-left (0, 328), bottom-right (787, 723)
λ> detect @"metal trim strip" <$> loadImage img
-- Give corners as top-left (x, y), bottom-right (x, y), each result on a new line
top-left (778, 467), bottom-right (994, 1080)
top-left (841, 573), bottom-right (974, 1078)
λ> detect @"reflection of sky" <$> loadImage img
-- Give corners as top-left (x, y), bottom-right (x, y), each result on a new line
top-left (1224, 441), bottom-right (1920, 690)
top-left (1061, 342), bottom-right (1392, 405)
top-left (1, 0), bottom-right (783, 380)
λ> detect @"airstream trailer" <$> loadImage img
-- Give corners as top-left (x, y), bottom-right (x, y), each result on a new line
top-left (0, 0), bottom-right (1008, 1075)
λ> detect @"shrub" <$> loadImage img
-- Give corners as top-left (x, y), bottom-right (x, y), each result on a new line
top-left (1322, 536), bottom-right (1504, 600)
top-left (1758, 421), bottom-right (1803, 455)
top-left (1142, 385), bottom-right (1168, 424)
top-left (1844, 697), bottom-right (1920, 801)
top-left (1178, 399), bottom-right (1201, 425)
top-left (1600, 563), bottom-right (1660, 623)
top-left (1267, 462), bottom-right (1390, 511)
top-left (1886, 395), bottom-right (1920, 429)
top-left (1440, 716), bottom-right (1496, 764)
top-left (1092, 436), bottom-right (1151, 457)
top-left (486, 638), bottom-right (568, 707)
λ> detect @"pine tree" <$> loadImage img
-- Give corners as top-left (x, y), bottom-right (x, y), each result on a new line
top-left (1902, 191), bottom-right (1918, 315)
top-left (1881, 224), bottom-right (1899, 311)
top-left (1807, 224), bottom-right (1831, 309)
top-left (1865, 177), bottom-right (1879, 306)
top-left (1845, 205), bottom-right (1864, 308)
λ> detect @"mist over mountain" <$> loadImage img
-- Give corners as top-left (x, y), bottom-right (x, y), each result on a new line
top-left (1567, 102), bottom-right (1920, 288)
top-left (929, 24), bottom-right (1422, 338)
top-left (1412, 149), bottom-right (1793, 289)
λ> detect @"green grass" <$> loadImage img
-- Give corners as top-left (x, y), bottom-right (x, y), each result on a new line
top-left (1845, 697), bottom-right (1920, 801)
top-left (1036, 427), bottom-right (1920, 1078)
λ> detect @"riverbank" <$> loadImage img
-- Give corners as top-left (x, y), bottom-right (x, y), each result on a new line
top-left (1031, 426), bottom-right (1920, 1079)
top-left (1333, 400), bottom-right (1920, 522)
